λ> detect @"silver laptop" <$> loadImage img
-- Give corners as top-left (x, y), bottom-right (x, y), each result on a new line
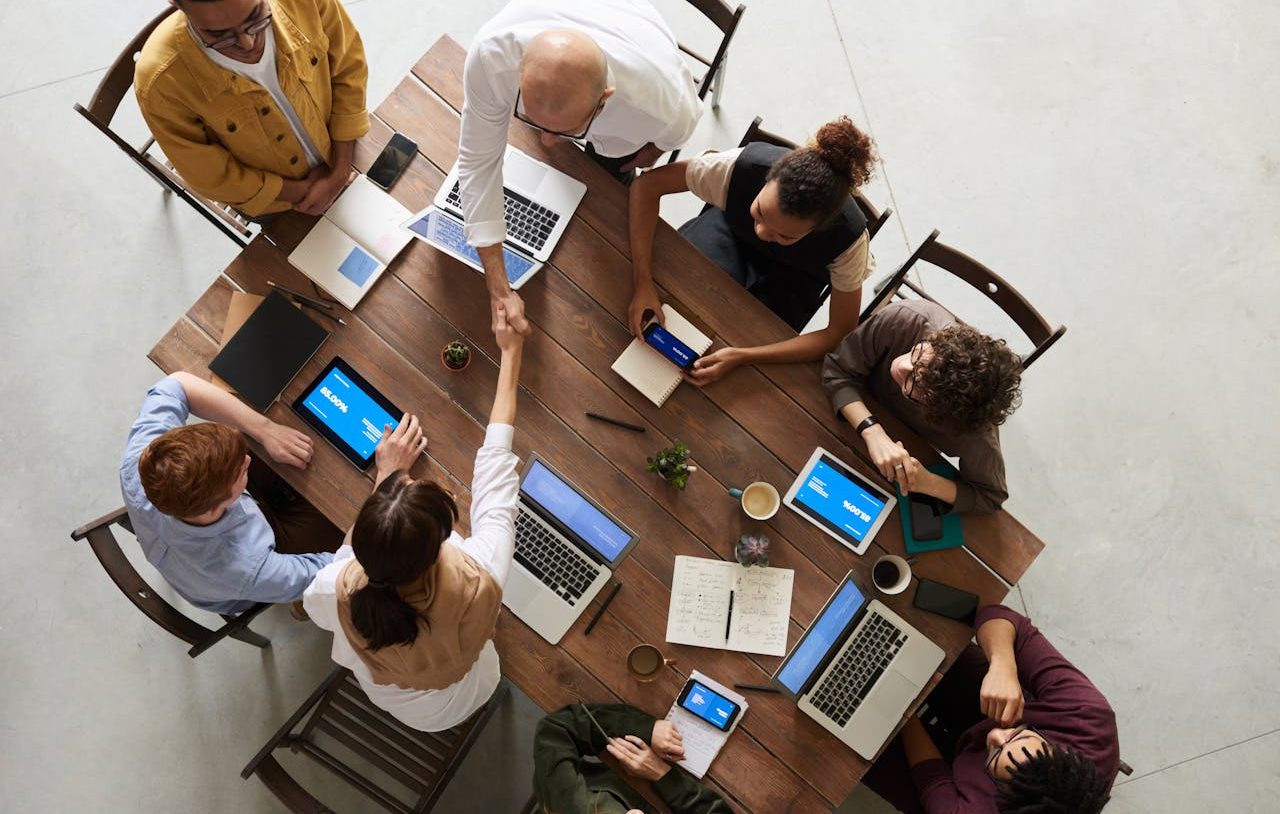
top-left (503, 455), bottom-right (637, 645)
top-left (403, 145), bottom-right (586, 290)
top-left (772, 572), bottom-right (944, 759)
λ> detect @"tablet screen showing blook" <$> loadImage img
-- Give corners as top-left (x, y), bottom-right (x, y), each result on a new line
top-left (292, 357), bottom-right (402, 470)
top-left (784, 447), bottom-right (895, 555)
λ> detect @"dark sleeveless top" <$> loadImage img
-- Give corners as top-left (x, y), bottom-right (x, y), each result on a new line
top-left (678, 142), bottom-right (867, 330)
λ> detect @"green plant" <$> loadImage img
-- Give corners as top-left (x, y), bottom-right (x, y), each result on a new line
top-left (443, 340), bottom-right (471, 370)
top-left (735, 533), bottom-right (771, 567)
top-left (646, 441), bottom-right (695, 490)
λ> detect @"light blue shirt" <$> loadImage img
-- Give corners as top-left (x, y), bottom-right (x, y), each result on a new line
top-left (119, 377), bottom-right (332, 614)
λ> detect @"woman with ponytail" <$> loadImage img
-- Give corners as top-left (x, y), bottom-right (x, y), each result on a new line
top-left (303, 305), bottom-right (525, 731)
top-left (627, 115), bottom-right (879, 384)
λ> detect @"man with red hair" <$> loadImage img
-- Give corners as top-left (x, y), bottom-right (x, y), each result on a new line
top-left (120, 373), bottom-right (341, 613)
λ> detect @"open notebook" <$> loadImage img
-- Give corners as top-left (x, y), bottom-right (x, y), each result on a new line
top-left (287, 175), bottom-right (413, 309)
top-left (663, 671), bottom-right (747, 779)
top-left (665, 556), bottom-right (794, 657)
top-left (610, 304), bottom-right (712, 407)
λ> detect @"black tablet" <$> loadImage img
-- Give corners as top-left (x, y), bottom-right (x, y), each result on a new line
top-left (291, 357), bottom-right (403, 470)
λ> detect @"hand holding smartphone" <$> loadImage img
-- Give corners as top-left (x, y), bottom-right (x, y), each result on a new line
top-left (642, 314), bottom-right (701, 372)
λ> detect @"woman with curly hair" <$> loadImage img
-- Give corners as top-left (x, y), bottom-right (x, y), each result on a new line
top-left (821, 300), bottom-right (1023, 513)
top-left (627, 115), bottom-right (879, 384)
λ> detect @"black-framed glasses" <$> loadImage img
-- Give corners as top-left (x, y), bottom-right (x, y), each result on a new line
top-left (194, 6), bottom-right (273, 51)
top-left (903, 343), bottom-right (927, 402)
top-left (984, 725), bottom-right (1046, 780)
top-left (512, 88), bottom-right (604, 141)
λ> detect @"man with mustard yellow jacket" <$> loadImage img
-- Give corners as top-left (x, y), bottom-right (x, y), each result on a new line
top-left (136, 0), bottom-right (369, 217)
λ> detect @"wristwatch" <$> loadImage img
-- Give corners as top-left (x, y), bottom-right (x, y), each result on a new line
top-left (854, 416), bottom-right (880, 436)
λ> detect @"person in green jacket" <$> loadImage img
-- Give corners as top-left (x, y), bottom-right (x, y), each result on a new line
top-left (533, 703), bottom-right (733, 814)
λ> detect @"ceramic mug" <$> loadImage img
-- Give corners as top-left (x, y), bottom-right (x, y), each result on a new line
top-left (627, 643), bottom-right (675, 682)
top-left (728, 481), bottom-right (781, 520)
top-left (871, 554), bottom-right (912, 595)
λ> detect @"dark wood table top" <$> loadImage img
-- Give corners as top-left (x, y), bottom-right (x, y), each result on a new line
top-left (149, 35), bottom-right (1044, 813)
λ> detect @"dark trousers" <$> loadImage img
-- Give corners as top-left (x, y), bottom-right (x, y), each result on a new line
top-left (584, 142), bottom-right (641, 186)
top-left (860, 645), bottom-right (990, 814)
top-left (246, 457), bottom-right (344, 556)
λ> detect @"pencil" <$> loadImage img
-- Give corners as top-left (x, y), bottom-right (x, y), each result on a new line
top-left (583, 582), bottom-right (622, 635)
top-left (585, 412), bottom-right (645, 433)
top-left (733, 683), bottom-right (780, 693)
top-left (268, 280), bottom-right (334, 311)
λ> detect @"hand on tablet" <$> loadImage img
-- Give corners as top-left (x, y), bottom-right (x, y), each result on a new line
top-left (260, 422), bottom-right (313, 469)
top-left (374, 413), bottom-right (427, 483)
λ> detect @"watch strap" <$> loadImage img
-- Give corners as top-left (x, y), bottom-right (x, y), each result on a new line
top-left (854, 416), bottom-right (880, 435)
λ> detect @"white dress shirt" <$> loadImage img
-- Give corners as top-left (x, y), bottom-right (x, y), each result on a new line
top-left (459, 0), bottom-right (702, 247)
top-left (304, 423), bottom-right (520, 732)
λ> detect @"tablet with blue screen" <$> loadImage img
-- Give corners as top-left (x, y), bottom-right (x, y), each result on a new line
top-left (291, 357), bottom-right (403, 470)
top-left (403, 206), bottom-right (541, 289)
top-left (783, 447), bottom-right (895, 555)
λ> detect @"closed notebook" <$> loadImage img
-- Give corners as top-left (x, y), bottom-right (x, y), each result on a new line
top-left (611, 304), bottom-right (713, 407)
top-left (208, 290), bottom-right (330, 412)
top-left (287, 175), bottom-right (413, 309)
top-left (898, 463), bottom-right (965, 554)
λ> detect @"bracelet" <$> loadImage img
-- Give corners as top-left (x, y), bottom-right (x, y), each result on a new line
top-left (854, 416), bottom-right (880, 436)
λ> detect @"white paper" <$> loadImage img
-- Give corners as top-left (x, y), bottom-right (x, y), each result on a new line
top-left (325, 175), bottom-right (413, 265)
top-left (666, 556), bottom-right (793, 657)
top-left (611, 304), bottom-right (713, 407)
top-left (664, 671), bottom-right (748, 779)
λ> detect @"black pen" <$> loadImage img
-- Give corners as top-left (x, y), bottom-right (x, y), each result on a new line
top-left (583, 582), bottom-right (622, 635)
top-left (585, 412), bottom-right (645, 433)
top-left (724, 590), bottom-right (734, 642)
top-left (733, 683), bottom-right (780, 694)
top-left (268, 280), bottom-right (334, 311)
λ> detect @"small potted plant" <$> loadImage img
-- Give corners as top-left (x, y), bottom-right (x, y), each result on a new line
top-left (441, 339), bottom-right (471, 372)
top-left (646, 441), bottom-right (696, 490)
top-left (735, 533), bottom-right (771, 568)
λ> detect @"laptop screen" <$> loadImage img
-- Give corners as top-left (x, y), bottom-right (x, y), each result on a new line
top-left (522, 460), bottom-right (632, 562)
top-left (790, 454), bottom-right (889, 545)
top-left (405, 208), bottom-right (536, 285)
top-left (776, 578), bottom-right (866, 695)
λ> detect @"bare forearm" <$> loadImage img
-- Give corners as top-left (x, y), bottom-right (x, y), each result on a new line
top-left (628, 175), bottom-right (661, 289)
top-left (489, 347), bottom-right (523, 425)
top-left (900, 717), bottom-right (943, 767)
top-left (477, 243), bottom-right (512, 301)
top-left (171, 372), bottom-right (272, 441)
top-left (915, 471), bottom-right (959, 505)
top-left (328, 139), bottom-right (355, 174)
top-left (977, 617), bottom-right (1018, 670)
top-left (839, 402), bottom-right (875, 435)
top-left (277, 177), bottom-right (309, 204)
top-left (735, 327), bottom-right (845, 367)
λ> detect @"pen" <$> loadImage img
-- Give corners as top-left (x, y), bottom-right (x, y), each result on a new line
top-left (585, 412), bottom-right (645, 433)
top-left (583, 582), bottom-right (622, 635)
top-left (724, 590), bottom-right (734, 642)
top-left (733, 683), bottom-right (780, 694)
top-left (268, 280), bottom-right (334, 311)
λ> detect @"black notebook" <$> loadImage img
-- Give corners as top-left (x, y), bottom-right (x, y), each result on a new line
top-left (209, 290), bottom-right (330, 412)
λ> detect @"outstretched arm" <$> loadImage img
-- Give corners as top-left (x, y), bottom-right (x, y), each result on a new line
top-left (170, 372), bottom-right (312, 468)
top-left (627, 162), bottom-right (691, 337)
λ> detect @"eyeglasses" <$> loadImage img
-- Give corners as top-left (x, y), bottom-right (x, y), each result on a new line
top-left (903, 343), bottom-right (927, 402)
top-left (512, 88), bottom-right (605, 141)
top-left (984, 725), bottom-right (1046, 780)
top-left (194, 6), bottom-right (273, 51)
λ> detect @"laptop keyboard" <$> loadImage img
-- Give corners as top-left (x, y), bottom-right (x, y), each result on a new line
top-left (446, 182), bottom-right (559, 252)
top-left (810, 613), bottom-right (909, 727)
top-left (513, 509), bottom-right (599, 605)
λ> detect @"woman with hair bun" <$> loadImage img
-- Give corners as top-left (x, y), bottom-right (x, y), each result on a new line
top-left (627, 115), bottom-right (879, 384)
top-left (303, 305), bottom-right (525, 731)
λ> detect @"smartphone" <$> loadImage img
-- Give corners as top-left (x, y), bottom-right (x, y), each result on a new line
top-left (367, 133), bottom-right (417, 191)
top-left (913, 578), bottom-right (979, 625)
top-left (677, 679), bottom-right (741, 732)
top-left (643, 319), bottom-right (700, 371)
top-left (908, 493), bottom-right (945, 541)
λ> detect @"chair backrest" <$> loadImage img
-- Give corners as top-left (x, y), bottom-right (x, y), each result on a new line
top-left (241, 669), bottom-right (507, 814)
top-left (70, 506), bottom-right (271, 657)
top-left (678, 0), bottom-right (747, 99)
top-left (736, 116), bottom-right (892, 239)
top-left (860, 229), bottom-right (1067, 370)
top-left (74, 6), bottom-right (253, 246)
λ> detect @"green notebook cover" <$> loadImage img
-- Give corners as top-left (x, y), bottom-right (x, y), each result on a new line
top-left (897, 463), bottom-right (964, 554)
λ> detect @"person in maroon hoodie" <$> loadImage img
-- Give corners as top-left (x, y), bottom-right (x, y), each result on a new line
top-left (862, 605), bottom-right (1119, 813)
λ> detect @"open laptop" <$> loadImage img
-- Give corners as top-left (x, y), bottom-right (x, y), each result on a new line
top-left (404, 145), bottom-right (586, 289)
top-left (772, 572), bottom-right (944, 759)
top-left (503, 455), bottom-right (637, 645)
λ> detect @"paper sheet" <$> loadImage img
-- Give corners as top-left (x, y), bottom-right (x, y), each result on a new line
top-left (666, 556), bottom-right (793, 657)
top-left (664, 671), bottom-right (748, 779)
top-left (325, 175), bottom-right (412, 265)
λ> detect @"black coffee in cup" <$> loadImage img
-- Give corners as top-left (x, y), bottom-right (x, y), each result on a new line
top-left (873, 559), bottom-right (902, 589)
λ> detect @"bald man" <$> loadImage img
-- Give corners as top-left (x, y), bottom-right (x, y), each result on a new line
top-left (460, 0), bottom-right (702, 335)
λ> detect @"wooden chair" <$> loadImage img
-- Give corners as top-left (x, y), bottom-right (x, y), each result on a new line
top-left (860, 229), bottom-right (1067, 370)
top-left (241, 668), bottom-right (509, 813)
top-left (70, 507), bottom-right (272, 658)
top-left (73, 7), bottom-right (254, 246)
top-left (664, 0), bottom-right (746, 164)
top-left (737, 116), bottom-right (892, 240)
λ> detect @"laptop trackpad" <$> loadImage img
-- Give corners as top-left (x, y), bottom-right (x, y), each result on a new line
top-left (504, 151), bottom-right (548, 194)
top-left (873, 670), bottom-right (918, 714)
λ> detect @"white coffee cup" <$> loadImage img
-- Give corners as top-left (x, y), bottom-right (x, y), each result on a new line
top-left (871, 554), bottom-right (912, 595)
top-left (730, 481), bottom-right (780, 520)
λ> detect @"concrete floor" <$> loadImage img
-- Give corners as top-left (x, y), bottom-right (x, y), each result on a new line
top-left (2, 0), bottom-right (1278, 812)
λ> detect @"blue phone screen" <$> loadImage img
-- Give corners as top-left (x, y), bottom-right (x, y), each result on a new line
top-left (644, 323), bottom-right (699, 369)
top-left (680, 680), bottom-right (739, 731)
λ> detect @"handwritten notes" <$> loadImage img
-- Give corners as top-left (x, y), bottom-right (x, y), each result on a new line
top-left (666, 556), bottom-right (794, 657)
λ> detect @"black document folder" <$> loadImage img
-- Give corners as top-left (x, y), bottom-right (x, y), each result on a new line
top-left (208, 290), bottom-right (330, 412)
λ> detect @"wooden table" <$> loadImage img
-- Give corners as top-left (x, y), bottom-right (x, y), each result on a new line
top-left (150, 36), bottom-right (1044, 813)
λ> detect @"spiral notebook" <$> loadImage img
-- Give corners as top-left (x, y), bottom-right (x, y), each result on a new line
top-left (610, 304), bottom-right (712, 407)
top-left (663, 671), bottom-right (747, 779)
